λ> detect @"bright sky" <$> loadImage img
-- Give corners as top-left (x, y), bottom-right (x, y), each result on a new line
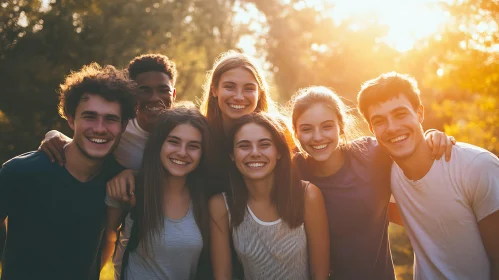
top-left (236, 0), bottom-right (451, 54)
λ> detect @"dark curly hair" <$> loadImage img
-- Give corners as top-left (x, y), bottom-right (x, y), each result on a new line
top-left (58, 63), bottom-right (137, 123)
top-left (127, 54), bottom-right (177, 85)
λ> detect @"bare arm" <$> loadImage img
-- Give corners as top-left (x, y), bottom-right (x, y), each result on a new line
top-left (424, 129), bottom-right (456, 161)
top-left (101, 206), bottom-right (124, 269)
top-left (38, 130), bottom-right (71, 165)
top-left (304, 183), bottom-right (330, 280)
top-left (478, 210), bottom-right (499, 280)
top-left (388, 202), bottom-right (404, 226)
top-left (209, 194), bottom-right (232, 280)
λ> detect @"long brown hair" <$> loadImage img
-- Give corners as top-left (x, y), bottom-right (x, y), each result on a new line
top-left (133, 104), bottom-right (213, 254)
top-left (200, 50), bottom-right (274, 135)
top-left (226, 112), bottom-right (305, 229)
top-left (290, 86), bottom-right (362, 154)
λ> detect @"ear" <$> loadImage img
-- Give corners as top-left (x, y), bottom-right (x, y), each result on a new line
top-left (277, 153), bottom-right (281, 160)
top-left (229, 153), bottom-right (235, 162)
top-left (67, 115), bottom-right (75, 131)
top-left (368, 123), bottom-right (374, 135)
top-left (172, 88), bottom-right (177, 100)
top-left (417, 104), bottom-right (424, 124)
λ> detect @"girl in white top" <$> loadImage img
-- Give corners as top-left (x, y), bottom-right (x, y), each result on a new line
top-left (209, 112), bottom-right (330, 280)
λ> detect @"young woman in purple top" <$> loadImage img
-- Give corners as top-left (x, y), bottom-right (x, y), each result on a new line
top-left (289, 86), bottom-right (454, 280)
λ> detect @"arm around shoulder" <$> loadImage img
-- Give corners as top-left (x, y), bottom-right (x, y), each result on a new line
top-left (209, 194), bottom-right (232, 280)
top-left (304, 183), bottom-right (330, 280)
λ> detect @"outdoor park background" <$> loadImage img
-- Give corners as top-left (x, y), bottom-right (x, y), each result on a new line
top-left (1, 0), bottom-right (498, 279)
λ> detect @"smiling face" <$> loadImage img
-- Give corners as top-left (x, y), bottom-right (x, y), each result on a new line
top-left (214, 67), bottom-right (259, 124)
top-left (160, 123), bottom-right (202, 178)
top-left (295, 103), bottom-right (342, 162)
top-left (135, 71), bottom-right (176, 130)
top-left (68, 93), bottom-right (125, 160)
top-left (232, 122), bottom-right (280, 181)
top-left (367, 94), bottom-right (425, 160)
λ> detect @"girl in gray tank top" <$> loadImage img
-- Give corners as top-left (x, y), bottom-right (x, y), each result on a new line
top-left (105, 107), bottom-right (213, 280)
top-left (209, 113), bottom-right (330, 280)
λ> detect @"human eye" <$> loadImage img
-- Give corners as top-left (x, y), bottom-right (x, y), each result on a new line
top-left (395, 111), bottom-right (408, 118)
top-left (167, 139), bottom-right (180, 145)
top-left (189, 143), bottom-right (201, 150)
top-left (224, 84), bottom-right (235, 90)
top-left (371, 119), bottom-right (385, 126)
top-left (260, 141), bottom-right (272, 148)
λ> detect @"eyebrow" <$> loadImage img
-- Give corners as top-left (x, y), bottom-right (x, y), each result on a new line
top-left (299, 120), bottom-right (336, 126)
top-left (138, 85), bottom-right (171, 89)
top-left (167, 135), bottom-right (202, 145)
top-left (81, 111), bottom-right (121, 119)
top-left (236, 138), bottom-right (272, 145)
top-left (369, 106), bottom-right (410, 122)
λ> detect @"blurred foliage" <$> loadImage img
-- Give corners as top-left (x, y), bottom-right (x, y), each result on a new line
top-left (0, 0), bottom-right (248, 162)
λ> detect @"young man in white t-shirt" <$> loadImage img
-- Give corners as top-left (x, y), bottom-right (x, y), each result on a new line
top-left (357, 72), bottom-right (499, 280)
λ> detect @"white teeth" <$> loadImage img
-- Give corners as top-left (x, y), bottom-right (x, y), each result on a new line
top-left (247, 162), bottom-right (265, 168)
top-left (229, 104), bottom-right (246, 110)
top-left (390, 135), bottom-right (408, 143)
top-left (171, 159), bottom-right (188, 165)
top-left (89, 138), bottom-right (109, 144)
top-left (146, 106), bottom-right (163, 112)
top-left (312, 144), bottom-right (328, 150)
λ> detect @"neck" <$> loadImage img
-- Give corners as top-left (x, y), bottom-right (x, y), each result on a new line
top-left (395, 140), bottom-right (434, 180)
top-left (136, 116), bottom-right (153, 133)
top-left (64, 141), bottom-right (104, 182)
top-left (163, 175), bottom-right (188, 195)
top-left (222, 116), bottom-right (233, 135)
top-left (244, 173), bottom-right (274, 203)
top-left (310, 147), bottom-right (345, 177)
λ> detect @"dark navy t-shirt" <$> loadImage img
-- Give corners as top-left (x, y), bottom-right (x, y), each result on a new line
top-left (0, 151), bottom-right (123, 280)
top-left (296, 137), bottom-right (394, 280)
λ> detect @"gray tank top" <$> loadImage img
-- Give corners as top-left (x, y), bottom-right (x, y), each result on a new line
top-left (121, 202), bottom-right (203, 280)
top-left (223, 194), bottom-right (310, 280)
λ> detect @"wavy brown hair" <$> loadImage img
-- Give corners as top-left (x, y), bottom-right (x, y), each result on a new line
top-left (132, 104), bottom-right (213, 255)
top-left (226, 112), bottom-right (305, 229)
top-left (200, 50), bottom-right (274, 135)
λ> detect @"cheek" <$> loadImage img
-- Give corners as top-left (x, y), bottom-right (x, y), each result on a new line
top-left (296, 132), bottom-right (311, 145)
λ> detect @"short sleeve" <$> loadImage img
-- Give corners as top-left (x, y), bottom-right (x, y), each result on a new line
top-left (464, 152), bottom-right (499, 221)
top-left (105, 193), bottom-right (122, 209)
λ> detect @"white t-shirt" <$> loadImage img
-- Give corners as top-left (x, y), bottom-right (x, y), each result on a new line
top-left (391, 143), bottom-right (499, 280)
top-left (113, 118), bottom-right (149, 170)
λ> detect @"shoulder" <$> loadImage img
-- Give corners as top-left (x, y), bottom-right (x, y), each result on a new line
top-left (2, 151), bottom-right (52, 173)
top-left (347, 136), bottom-right (385, 160)
top-left (209, 193), bottom-right (229, 218)
top-left (101, 156), bottom-right (126, 180)
top-left (303, 181), bottom-right (324, 204)
top-left (451, 143), bottom-right (498, 166)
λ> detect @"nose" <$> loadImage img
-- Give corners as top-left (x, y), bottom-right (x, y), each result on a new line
top-left (312, 128), bottom-right (324, 142)
top-left (150, 90), bottom-right (162, 103)
top-left (250, 145), bottom-right (261, 157)
top-left (177, 144), bottom-right (187, 157)
top-left (386, 117), bottom-right (398, 133)
top-left (233, 88), bottom-right (244, 101)
top-left (93, 119), bottom-right (107, 134)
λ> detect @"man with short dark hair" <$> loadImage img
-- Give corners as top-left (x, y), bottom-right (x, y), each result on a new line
top-left (0, 63), bottom-right (136, 280)
top-left (357, 72), bottom-right (499, 280)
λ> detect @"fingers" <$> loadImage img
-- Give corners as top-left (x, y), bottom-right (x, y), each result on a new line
top-left (126, 174), bottom-right (136, 197)
top-left (431, 133), bottom-right (442, 159)
top-left (39, 141), bottom-right (55, 163)
top-left (436, 134), bottom-right (447, 160)
top-left (444, 137), bottom-right (454, 162)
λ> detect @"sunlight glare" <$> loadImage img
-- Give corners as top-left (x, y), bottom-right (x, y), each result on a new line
top-left (329, 0), bottom-right (450, 52)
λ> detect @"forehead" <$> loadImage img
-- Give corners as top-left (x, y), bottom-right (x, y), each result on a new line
top-left (219, 67), bottom-right (258, 85)
top-left (168, 123), bottom-right (202, 142)
top-left (235, 123), bottom-right (272, 141)
top-left (296, 103), bottom-right (339, 125)
top-left (76, 93), bottom-right (121, 116)
top-left (135, 71), bottom-right (172, 87)
top-left (367, 95), bottom-right (414, 118)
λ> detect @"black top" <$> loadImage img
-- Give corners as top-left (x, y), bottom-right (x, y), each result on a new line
top-left (0, 151), bottom-right (123, 280)
top-left (295, 137), bottom-right (394, 280)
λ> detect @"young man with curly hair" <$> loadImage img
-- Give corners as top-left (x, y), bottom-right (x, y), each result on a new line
top-left (40, 54), bottom-right (178, 170)
top-left (0, 63), bottom-right (136, 280)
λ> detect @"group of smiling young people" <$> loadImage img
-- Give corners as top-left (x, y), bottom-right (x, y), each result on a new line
top-left (1, 51), bottom-right (498, 280)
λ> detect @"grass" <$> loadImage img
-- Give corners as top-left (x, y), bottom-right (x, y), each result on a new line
top-left (2, 225), bottom-right (414, 279)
